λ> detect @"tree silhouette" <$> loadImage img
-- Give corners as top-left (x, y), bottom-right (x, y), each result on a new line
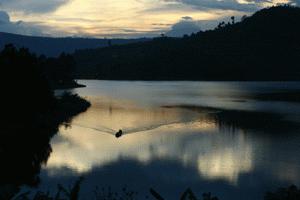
top-left (74, 5), bottom-right (300, 81)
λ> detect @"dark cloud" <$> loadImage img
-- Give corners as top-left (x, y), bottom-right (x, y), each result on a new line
top-left (166, 14), bottom-right (249, 37)
top-left (166, 16), bottom-right (201, 37)
top-left (0, 10), bottom-right (44, 35)
top-left (162, 0), bottom-right (295, 12)
top-left (182, 16), bottom-right (193, 20)
top-left (0, 0), bottom-right (70, 13)
top-left (291, 0), bottom-right (300, 5)
top-left (0, 10), bottom-right (9, 23)
top-left (152, 23), bottom-right (173, 27)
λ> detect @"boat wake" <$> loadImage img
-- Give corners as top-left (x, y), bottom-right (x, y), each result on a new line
top-left (69, 119), bottom-right (199, 137)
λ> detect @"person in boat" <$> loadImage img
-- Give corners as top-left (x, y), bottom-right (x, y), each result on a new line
top-left (115, 129), bottom-right (123, 138)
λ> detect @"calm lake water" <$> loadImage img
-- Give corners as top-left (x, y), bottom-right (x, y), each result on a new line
top-left (26, 80), bottom-right (300, 200)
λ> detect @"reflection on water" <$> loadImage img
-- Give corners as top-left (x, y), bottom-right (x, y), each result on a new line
top-left (48, 120), bottom-right (251, 185)
top-left (197, 130), bottom-right (253, 184)
top-left (33, 81), bottom-right (300, 199)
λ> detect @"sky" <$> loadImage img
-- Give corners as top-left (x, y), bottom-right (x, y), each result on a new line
top-left (0, 0), bottom-right (297, 38)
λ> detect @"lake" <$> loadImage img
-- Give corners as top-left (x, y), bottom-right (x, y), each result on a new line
top-left (24, 80), bottom-right (300, 200)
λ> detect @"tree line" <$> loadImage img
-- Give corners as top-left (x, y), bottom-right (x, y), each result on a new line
top-left (0, 44), bottom-right (90, 199)
top-left (74, 5), bottom-right (300, 81)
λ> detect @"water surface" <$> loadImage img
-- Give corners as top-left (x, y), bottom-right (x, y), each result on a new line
top-left (29, 81), bottom-right (300, 199)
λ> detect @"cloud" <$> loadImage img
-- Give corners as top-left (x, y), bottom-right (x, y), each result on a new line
top-left (161, 0), bottom-right (296, 38)
top-left (0, 0), bottom-right (296, 38)
top-left (0, 10), bottom-right (9, 23)
top-left (182, 16), bottom-right (193, 20)
top-left (0, 10), bottom-right (44, 35)
top-left (0, 10), bottom-right (161, 38)
top-left (0, 0), bottom-right (70, 13)
top-left (166, 14), bottom-right (250, 37)
top-left (161, 0), bottom-right (294, 12)
top-left (166, 16), bottom-right (201, 37)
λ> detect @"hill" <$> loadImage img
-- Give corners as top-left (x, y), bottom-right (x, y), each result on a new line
top-left (0, 32), bottom-right (148, 57)
top-left (74, 5), bottom-right (300, 81)
top-left (0, 45), bottom-right (90, 196)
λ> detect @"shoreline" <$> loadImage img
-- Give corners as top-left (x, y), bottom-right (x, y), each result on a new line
top-left (1, 93), bottom-right (91, 200)
top-left (51, 81), bottom-right (86, 90)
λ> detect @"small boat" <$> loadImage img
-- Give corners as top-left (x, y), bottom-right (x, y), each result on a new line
top-left (115, 129), bottom-right (123, 138)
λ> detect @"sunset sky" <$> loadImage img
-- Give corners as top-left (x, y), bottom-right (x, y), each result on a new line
top-left (0, 0), bottom-right (296, 38)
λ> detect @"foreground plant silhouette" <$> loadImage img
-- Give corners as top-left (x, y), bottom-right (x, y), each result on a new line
top-left (14, 178), bottom-right (84, 200)
top-left (12, 183), bottom-right (300, 200)
top-left (150, 188), bottom-right (218, 200)
top-left (264, 185), bottom-right (300, 200)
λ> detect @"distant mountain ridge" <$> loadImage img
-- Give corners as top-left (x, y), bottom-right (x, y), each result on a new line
top-left (74, 5), bottom-right (300, 81)
top-left (0, 32), bottom-right (149, 57)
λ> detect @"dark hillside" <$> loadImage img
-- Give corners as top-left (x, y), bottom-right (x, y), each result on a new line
top-left (0, 32), bottom-right (149, 57)
top-left (74, 5), bottom-right (300, 81)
